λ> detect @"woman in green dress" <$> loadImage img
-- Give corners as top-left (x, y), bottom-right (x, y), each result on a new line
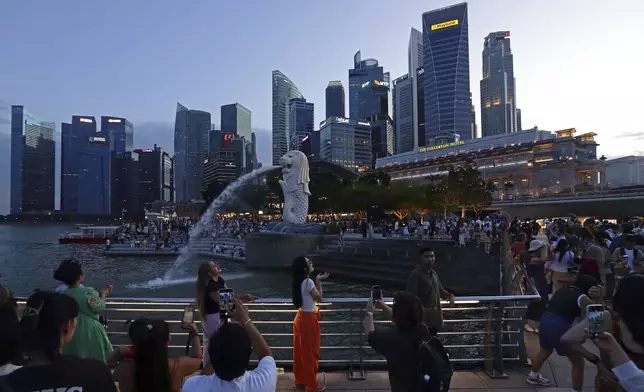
top-left (53, 258), bottom-right (113, 362)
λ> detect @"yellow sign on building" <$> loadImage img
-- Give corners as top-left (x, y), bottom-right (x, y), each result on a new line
top-left (418, 140), bottom-right (464, 153)
top-left (431, 19), bottom-right (459, 31)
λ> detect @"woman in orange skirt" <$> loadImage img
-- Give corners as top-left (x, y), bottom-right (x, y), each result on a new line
top-left (291, 256), bottom-right (329, 392)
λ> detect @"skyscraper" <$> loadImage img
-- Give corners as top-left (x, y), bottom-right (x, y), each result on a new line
top-left (393, 74), bottom-right (414, 154)
top-left (358, 79), bottom-right (393, 163)
top-left (422, 3), bottom-right (472, 142)
top-left (221, 103), bottom-right (252, 142)
top-left (480, 31), bottom-right (517, 137)
top-left (173, 103), bottom-right (211, 202)
top-left (416, 68), bottom-right (426, 147)
top-left (348, 51), bottom-right (384, 120)
top-left (135, 145), bottom-right (174, 211)
top-left (60, 116), bottom-right (112, 215)
top-left (288, 98), bottom-right (315, 151)
top-left (516, 108), bottom-right (522, 131)
top-left (325, 81), bottom-right (345, 118)
top-left (408, 28), bottom-right (424, 147)
top-left (319, 117), bottom-right (371, 171)
top-left (101, 116), bottom-right (133, 153)
top-left (10, 106), bottom-right (55, 214)
top-left (272, 70), bottom-right (303, 165)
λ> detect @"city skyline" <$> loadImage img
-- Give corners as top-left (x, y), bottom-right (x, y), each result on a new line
top-left (1, 0), bottom-right (644, 213)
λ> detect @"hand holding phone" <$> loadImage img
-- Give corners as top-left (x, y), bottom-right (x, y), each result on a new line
top-left (587, 304), bottom-right (605, 339)
top-left (371, 285), bottom-right (382, 303)
top-left (219, 288), bottom-right (235, 317)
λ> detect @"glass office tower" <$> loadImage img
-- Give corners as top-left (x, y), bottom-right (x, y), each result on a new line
top-left (10, 106), bottom-right (55, 214)
top-left (422, 3), bottom-right (472, 142)
top-left (348, 51), bottom-right (384, 120)
top-left (325, 81), bottom-right (345, 119)
top-left (480, 31), bottom-right (517, 137)
top-left (173, 103), bottom-right (211, 202)
top-left (272, 70), bottom-right (303, 165)
top-left (221, 103), bottom-right (252, 142)
top-left (101, 116), bottom-right (133, 153)
top-left (288, 98), bottom-right (315, 151)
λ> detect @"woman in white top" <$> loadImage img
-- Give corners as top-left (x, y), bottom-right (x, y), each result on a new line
top-left (547, 238), bottom-right (575, 293)
top-left (291, 256), bottom-right (329, 392)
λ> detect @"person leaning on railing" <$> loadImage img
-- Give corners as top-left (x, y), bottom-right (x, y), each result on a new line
top-left (109, 318), bottom-right (202, 392)
top-left (3, 291), bottom-right (116, 392)
top-left (182, 299), bottom-right (277, 392)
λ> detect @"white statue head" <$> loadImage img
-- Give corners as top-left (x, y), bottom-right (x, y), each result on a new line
top-left (279, 150), bottom-right (311, 195)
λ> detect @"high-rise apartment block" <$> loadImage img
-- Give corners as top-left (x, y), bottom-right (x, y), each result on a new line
top-left (480, 31), bottom-right (517, 137)
top-left (325, 81), bottom-right (345, 119)
top-left (422, 3), bottom-right (472, 143)
top-left (288, 98), bottom-right (315, 151)
top-left (174, 103), bottom-right (210, 202)
top-left (272, 70), bottom-right (303, 165)
top-left (10, 106), bottom-right (55, 214)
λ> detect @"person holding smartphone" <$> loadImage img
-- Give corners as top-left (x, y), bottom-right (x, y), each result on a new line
top-left (195, 261), bottom-right (256, 371)
top-left (291, 256), bottom-right (329, 392)
top-left (526, 273), bottom-right (602, 390)
top-left (561, 274), bottom-right (644, 392)
top-left (53, 258), bottom-right (113, 363)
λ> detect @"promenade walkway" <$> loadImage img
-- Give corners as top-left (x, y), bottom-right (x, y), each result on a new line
top-left (271, 334), bottom-right (600, 391)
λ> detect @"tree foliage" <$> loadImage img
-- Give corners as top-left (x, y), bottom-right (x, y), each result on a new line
top-left (198, 164), bottom-right (494, 218)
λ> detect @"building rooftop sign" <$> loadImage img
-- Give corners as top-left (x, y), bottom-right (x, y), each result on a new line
top-left (418, 140), bottom-right (464, 153)
top-left (107, 118), bottom-right (122, 123)
top-left (79, 118), bottom-right (93, 123)
top-left (431, 19), bottom-right (459, 31)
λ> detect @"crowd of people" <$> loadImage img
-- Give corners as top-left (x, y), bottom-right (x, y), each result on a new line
top-left (1, 214), bottom-right (643, 392)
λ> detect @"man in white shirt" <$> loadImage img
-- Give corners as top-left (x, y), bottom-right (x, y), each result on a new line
top-left (182, 299), bottom-right (277, 392)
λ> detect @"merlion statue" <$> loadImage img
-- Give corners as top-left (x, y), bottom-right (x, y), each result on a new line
top-left (278, 150), bottom-right (311, 225)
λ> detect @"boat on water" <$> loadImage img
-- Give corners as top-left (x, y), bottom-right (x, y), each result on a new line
top-left (59, 226), bottom-right (120, 244)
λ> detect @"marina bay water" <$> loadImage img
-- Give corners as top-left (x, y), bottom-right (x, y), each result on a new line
top-left (0, 223), bottom-right (371, 298)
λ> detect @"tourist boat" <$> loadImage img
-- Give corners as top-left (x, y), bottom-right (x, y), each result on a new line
top-left (59, 226), bottom-right (120, 244)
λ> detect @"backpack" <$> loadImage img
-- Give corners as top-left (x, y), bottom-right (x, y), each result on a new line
top-left (416, 326), bottom-right (453, 392)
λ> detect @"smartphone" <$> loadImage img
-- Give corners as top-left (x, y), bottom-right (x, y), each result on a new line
top-left (219, 288), bottom-right (234, 315)
top-left (586, 304), bottom-right (605, 338)
top-left (182, 306), bottom-right (194, 325)
top-left (371, 285), bottom-right (382, 302)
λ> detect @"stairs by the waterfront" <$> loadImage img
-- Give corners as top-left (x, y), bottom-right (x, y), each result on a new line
top-left (105, 235), bottom-right (245, 260)
top-left (307, 235), bottom-right (501, 295)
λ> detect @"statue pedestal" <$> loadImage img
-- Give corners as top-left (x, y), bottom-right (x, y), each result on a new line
top-left (245, 232), bottom-right (335, 268)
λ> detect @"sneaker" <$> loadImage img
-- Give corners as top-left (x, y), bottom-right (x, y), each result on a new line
top-left (526, 372), bottom-right (551, 386)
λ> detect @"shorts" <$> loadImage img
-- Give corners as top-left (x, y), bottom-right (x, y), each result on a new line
top-left (538, 311), bottom-right (573, 357)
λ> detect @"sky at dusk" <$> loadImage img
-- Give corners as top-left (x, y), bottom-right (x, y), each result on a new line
top-left (1, 0), bottom-right (643, 212)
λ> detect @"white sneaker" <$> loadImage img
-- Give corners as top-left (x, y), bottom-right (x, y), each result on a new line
top-left (526, 372), bottom-right (551, 386)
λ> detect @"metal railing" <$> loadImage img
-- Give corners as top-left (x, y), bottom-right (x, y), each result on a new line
top-left (75, 290), bottom-right (538, 378)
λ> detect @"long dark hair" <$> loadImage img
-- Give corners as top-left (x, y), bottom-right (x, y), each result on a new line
top-left (20, 291), bottom-right (79, 361)
top-left (391, 292), bottom-right (424, 333)
top-left (129, 319), bottom-right (171, 392)
top-left (613, 274), bottom-right (644, 346)
top-left (196, 262), bottom-right (213, 319)
top-left (291, 256), bottom-right (310, 309)
top-left (554, 239), bottom-right (569, 262)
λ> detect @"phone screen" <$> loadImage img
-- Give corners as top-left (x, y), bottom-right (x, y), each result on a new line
top-left (587, 304), bottom-right (605, 337)
top-left (371, 285), bottom-right (382, 302)
top-left (182, 306), bottom-right (194, 325)
top-left (219, 288), bottom-right (234, 312)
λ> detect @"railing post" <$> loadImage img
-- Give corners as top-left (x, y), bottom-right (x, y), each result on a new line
top-left (483, 302), bottom-right (508, 379)
top-left (348, 302), bottom-right (366, 381)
